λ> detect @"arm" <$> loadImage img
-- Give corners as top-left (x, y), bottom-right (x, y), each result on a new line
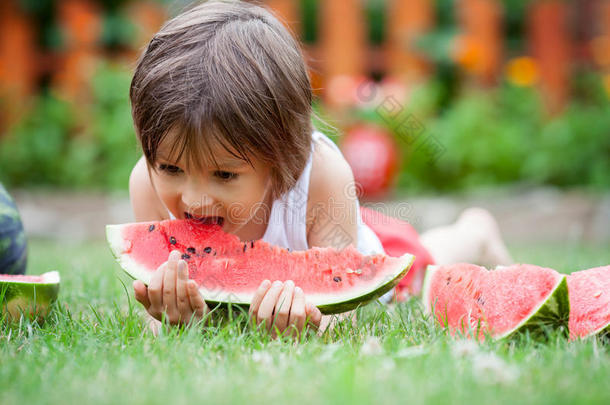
top-left (129, 156), bottom-right (168, 222)
top-left (306, 141), bottom-right (360, 332)
top-left (249, 140), bottom-right (360, 337)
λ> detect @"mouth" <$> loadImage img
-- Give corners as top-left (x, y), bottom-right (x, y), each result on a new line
top-left (185, 212), bottom-right (224, 227)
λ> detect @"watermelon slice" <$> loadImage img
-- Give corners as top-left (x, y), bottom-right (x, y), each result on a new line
top-left (567, 266), bottom-right (610, 340)
top-left (0, 271), bottom-right (60, 321)
top-left (106, 220), bottom-right (414, 314)
top-left (422, 263), bottom-right (569, 339)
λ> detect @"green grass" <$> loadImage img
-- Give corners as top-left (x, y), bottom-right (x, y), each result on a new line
top-left (1, 240), bottom-right (609, 405)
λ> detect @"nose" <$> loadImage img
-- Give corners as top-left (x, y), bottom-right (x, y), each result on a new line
top-left (180, 180), bottom-right (216, 215)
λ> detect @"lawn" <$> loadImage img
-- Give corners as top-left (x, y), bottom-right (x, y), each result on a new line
top-left (1, 239), bottom-right (609, 405)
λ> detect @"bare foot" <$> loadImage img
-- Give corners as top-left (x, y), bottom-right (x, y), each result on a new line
top-left (455, 207), bottom-right (513, 267)
top-left (420, 207), bottom-right (513, 268)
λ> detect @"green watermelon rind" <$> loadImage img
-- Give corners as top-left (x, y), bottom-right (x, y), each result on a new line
top-left (106, 224), bottom-right (414, 315)
top-left (422, 265), bottom-right (570, 339)
top-left (0, 271), bottom-right (60, 321)
top-left (499, 276), bottom-right (569, 339)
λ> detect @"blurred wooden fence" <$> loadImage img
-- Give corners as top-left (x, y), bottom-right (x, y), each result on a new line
top-left (0, 0), bottom-right (607, 130)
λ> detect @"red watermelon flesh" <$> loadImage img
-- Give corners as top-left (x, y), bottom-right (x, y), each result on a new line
top-left (567, 266), bottom-right (610, 339)
top-left (106, 219), bottom-right (414, 314)
top-left (0, 274), bottom-right (46, 283)
top-left (422, 263), bottom-right (569, 339)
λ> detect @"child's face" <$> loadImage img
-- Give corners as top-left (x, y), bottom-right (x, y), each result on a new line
top-left (149, 132), bottom-right (273, 237)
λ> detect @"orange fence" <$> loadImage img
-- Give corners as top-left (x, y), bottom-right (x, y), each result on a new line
top-left (0, 0), bottom-right (605, 129)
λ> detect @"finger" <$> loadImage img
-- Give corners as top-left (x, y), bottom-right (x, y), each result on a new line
top-left (187, 280), bottom-right (208, 320)
top-left (175, 260), bottom-right (191, 321)
top-left (289, 286), bottom-right (306, 333)
top-left (257, 281), bottom-right (284, 329)
top-left (148, 263), bottom-right (165, 318)
top-left (162, 252), bottom-right (180, 322)
top-left (133, 280), bottom-right (151, 309)
top-left (274, 280), bottom-right (294, 333)
top-left (249, 280), bottom-right (272, 316)
top-left (306, 302), bottom-right (322, 328)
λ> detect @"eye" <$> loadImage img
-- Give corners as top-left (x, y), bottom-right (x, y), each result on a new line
top-left (214, 170), bottom-right (238, 181)
top-left (158, 163), bottom-right (183, 175)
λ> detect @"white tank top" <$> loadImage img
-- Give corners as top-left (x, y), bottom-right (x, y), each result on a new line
top-left (261, 130), bottom-right (384, 255)
top-left (169, 130), bottom-right (385, 255)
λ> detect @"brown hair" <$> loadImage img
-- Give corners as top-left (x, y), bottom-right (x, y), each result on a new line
top-left (130, 0), bottom-right (313, 199)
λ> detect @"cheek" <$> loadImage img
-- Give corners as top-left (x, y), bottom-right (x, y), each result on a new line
top-left (224, 174), bottom-right (272, 220)
top-left (151, 175), bottom-right (182, 206)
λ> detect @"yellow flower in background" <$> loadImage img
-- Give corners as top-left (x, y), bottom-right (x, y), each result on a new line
top-left (505, 57), bottom-right (538, 87)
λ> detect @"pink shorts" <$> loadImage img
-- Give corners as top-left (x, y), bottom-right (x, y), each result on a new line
top-left (360, 207), bottom-right (435, 297)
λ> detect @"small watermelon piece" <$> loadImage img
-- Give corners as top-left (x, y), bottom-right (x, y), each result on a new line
top-left (1, 271), bottom-right (60, 321)
top-left (106, 220), bottom-right (414, 314)
top-left (567, 266), bottom-right (610, 340)
top-left (422, 263), bottom-right (569, 339)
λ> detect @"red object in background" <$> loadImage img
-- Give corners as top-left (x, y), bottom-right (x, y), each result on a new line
top-left (341, 124), bottom-right (399, 199)
top-left (360, 206), bottom-right (435, 298)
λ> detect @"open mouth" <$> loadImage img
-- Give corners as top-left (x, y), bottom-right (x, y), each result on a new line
top-left (185, 212), bottom-right (224, 227)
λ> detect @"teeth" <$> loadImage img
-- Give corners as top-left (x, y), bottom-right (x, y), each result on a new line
top-left (185, 213), bottom-right (223, 226)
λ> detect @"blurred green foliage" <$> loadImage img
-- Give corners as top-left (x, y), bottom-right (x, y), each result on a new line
top-left (347, 73), bottom-right (610, 193)
top-left (3, 0), bottom-right (608, 193)
top-left (300, 0), bottom-right (318, 44)
top-left (0, 64), bottom-right (140, 191)
top-left (3, 68), bottom-right (608, 193)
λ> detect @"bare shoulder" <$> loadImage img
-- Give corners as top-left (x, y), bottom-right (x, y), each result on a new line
top-left (306, 138), bottom-right (359, 248)
top-left (308, 139), bottom-right (355, 201)
top-left (129, 156), bottom-right (168, 222)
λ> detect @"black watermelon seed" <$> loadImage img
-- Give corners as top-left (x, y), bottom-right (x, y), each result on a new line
top-left (170, 236), bottom-right (177, 245)
top-left (446, 276), bottom-right (451, 286)
top-left (204, 247), bottom-right (212, 253)
top-left (148, 224), bottom-right (155, 232)
top-left (333, 276), bottom-right (342, 282)
top-left (250, 240), bottom-right (254, 248)
top-left (187, 247), bottom-right (196, 254)
top-left (243, 243), bottom-right (247, 252)
top-left (181, 254), bottom-right (191, 260)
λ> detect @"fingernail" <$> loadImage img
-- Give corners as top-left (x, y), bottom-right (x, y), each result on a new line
top-left (170, 250), bottom-right (181, 260)
top-left (262, 279), bottom-right (271, 286)
top-left (286, 280), bottom-right (294, 288)
top-left (295, 286), bottom-right (303, 294)
top-left (272, 280), bottom-right (282, 288)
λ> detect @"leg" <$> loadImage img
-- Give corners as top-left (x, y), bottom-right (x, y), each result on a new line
top-left (420, 207), bottom-right (512, 267)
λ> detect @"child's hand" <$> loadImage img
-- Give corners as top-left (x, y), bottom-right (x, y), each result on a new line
top-left (133, 250), bottom-right (209, 325)
top-left (249, 280), bottom-right (322, 337)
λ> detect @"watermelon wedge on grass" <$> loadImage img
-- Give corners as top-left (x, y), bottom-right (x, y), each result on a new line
top-left (567, 266), bottom-right (609, 340)
top-left (422, 263), bottom-right (569, 340)
top-left (0, 272), bottom-right (60, 321)
top-left (106, 219), bottom-right (414, 314)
